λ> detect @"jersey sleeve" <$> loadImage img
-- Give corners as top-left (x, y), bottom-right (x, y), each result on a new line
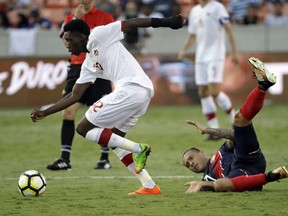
top-left (216, 4), bottom-right (230, 25)
top-left (89, 21), bottom-right (124, 46)
top-left (76, 64), bottom-right (97, 84)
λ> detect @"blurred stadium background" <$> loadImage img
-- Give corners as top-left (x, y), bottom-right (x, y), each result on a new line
top-left (1, 2), bottom-right (288, 215)
top-left (0, 0), bottom-right (287, 108)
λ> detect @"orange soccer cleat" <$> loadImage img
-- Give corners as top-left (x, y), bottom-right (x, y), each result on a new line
top-left (128, 185), bottom-right (161, 195)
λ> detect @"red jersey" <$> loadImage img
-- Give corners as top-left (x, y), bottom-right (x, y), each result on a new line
top-left (60, 7), bottom-right (114, 65)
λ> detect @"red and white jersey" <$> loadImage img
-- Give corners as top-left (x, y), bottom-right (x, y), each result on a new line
top-left (188, 0), bottom-right (230, 62)
top-left (76, 21), bottom-right (154, 96)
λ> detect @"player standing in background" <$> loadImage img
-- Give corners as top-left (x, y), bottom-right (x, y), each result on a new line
top-left (178, 0), bottom-right (239, 140)
top-left (46, 0), bottom-right (115, 171)
top-left (31, 14), bottom-right (186, 194)
top-left (182, 57), bottom-right (288, 193)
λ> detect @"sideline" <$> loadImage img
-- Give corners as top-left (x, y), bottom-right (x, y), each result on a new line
top-left (5, 175), bottom-right (194, 180)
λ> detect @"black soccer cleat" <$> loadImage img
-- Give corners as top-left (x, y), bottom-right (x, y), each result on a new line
top-left (46, 158), bottom-right (72, 170)
top-left (94, 160), bottom-right (112, 170)
top-left (266, 166), bottom-right (288, 182)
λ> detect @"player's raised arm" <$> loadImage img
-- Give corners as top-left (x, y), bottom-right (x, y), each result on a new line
top-left (186, 120), bottom-right (234, 140)
top-left (122, 14), bottom-right (186, 32)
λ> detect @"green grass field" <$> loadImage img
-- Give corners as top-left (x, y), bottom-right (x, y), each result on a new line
top-left (1, 104), bottom-right (288, 216)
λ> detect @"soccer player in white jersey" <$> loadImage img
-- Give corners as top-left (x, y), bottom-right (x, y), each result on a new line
top-left (178, 0), bottom-right (239, 140)
top-left (31, 15), bottom-right (186, 195)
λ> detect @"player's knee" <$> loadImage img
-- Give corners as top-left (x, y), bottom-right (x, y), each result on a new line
top-left (76, 125), bottom-right (85, 137)
top-left (234, 110), bottom-right (250, 127)
top-left (214, 178), bottom-right (234, 192)
top-left (234, 110), bottom-right (241, 122)
top-left (63, 108), bottom-right (77, 119)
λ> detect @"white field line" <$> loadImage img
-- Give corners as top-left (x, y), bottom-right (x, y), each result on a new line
top-left (4, 175), bottom-right (194, 180)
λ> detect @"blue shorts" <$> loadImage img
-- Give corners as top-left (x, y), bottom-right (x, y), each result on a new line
top-left (228, 124), bottom-right (266, 177)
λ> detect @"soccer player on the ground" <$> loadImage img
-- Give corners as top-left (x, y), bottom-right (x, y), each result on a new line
top-left (31, 14), bottom-right (186, 195)
top-left (182, 57), bottom-right (288, 193)
top-left (47, 0), bottom-right (115, 171)
top-left (178, 0), bottom-right (239, 140)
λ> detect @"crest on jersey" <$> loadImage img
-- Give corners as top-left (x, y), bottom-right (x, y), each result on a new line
top-left (93, 49), bottom-right (99, 56)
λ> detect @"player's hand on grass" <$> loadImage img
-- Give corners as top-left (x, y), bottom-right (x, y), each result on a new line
top-left (186, 120), bottom-right (206, 135)
top-left (31, 109), bottom-right (46, 122)
top-left (184, 181), bottom-right (202, 193)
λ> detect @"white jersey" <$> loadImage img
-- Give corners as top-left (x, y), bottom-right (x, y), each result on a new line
top-left (188, 0), bottom-right (230, 62)
top-left (76, 21), bottom-right (154, 96)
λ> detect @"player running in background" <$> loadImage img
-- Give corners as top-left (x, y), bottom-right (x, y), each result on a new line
top-left (46, 0), bottom-right (114, 171)
top-left (178, 0), bottom-right (239, 140)
top-left (182, 57), bottom-right (288, 193)
top-left (31, 14), bottom-right (186, 195)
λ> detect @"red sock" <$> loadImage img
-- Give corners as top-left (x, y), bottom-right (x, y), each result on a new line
top-left (240, 87), bottom-right (266, 121)
top-left (230, 174), bottom-right (268, 192)
top-left (226, 107), bottom-right (233, 114)
top-left (98, 128), bottom-right (113, 147)
top-left (206, 113), bottom-right (216, 120)
top-left (121, 153), bottom-right (133, 167)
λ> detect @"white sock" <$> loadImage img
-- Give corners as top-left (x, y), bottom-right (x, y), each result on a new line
top-left (215, 92), bottom-right (235, 123)
top-left (85, 128), bottom-right (142, 153)
top-left (201, 96), bottom-right (219, 128)
top-left (113, 148), bottom-right (156, 189)
top-left (215, 92), bottom-right (233, 112)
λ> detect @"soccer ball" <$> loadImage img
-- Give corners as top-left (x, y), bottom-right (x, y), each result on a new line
top-left (17, 170), bottom-right (47, 197)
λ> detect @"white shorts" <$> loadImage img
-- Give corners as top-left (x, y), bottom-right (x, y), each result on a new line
top-left (85, 84), bottom-right (152, 133)
top-left (195, 60), bottom-right (224, 85)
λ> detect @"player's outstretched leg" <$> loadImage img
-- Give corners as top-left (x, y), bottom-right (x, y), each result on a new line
top-left (248, 57), bottom-right (276, 90)
top-left (237, 57), bottom-right (277, 124)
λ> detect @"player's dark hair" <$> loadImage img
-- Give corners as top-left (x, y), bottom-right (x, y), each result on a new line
top-left (182, 147), bottom-right (200, 158)
top-left (64, 19), bottom-right (90, 36)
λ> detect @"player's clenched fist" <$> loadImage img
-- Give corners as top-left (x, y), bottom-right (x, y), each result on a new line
top-left (31, 109), bottom-right (46, 122)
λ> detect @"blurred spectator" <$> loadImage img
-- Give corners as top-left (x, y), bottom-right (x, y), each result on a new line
top-left (139, 0), bottom-right (178, 17)
top-left (0, 1), bottom-right (9, 28)
top-left (118, 1), bottom-right (141, 54)
top-left (264, 0), bottom-right (288, 26)
top-left (29, 8), bottom-right (52, 29)
top-left (154, 0), bottom-right (179, 17)
top-left (217, 0), bottom-right (230, 8)
top-left (7, 9), bottom-right (30, 28)
top-left (138, 3), bottom-right (165, 54)
top-left (139, 2), bottom-right (164, 18)
top-left (58, 7), bottom-right (72, 29)
top-left (4, 0), bottom-right (34, 28)
top-left (95, 0), bottom-right (119, 19)
top-left (243, 4), bottom-right (259, 25)
top-left (228, 0), bottom-right (261, 24)
top-left (13, 0), bottom-right (32, 9)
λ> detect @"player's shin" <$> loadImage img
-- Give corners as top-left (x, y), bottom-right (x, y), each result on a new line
top-left (230, 174), bottom-right (268, 192)
top-left (85, 128), bottom-right (142, 153)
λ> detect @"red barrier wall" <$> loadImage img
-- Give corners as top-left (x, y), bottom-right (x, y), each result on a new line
top-left (0, 53), bottom-right (287, 108)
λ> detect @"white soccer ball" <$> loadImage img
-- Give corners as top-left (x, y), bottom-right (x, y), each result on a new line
top-left (17, 170), bottom-right (47, 197)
